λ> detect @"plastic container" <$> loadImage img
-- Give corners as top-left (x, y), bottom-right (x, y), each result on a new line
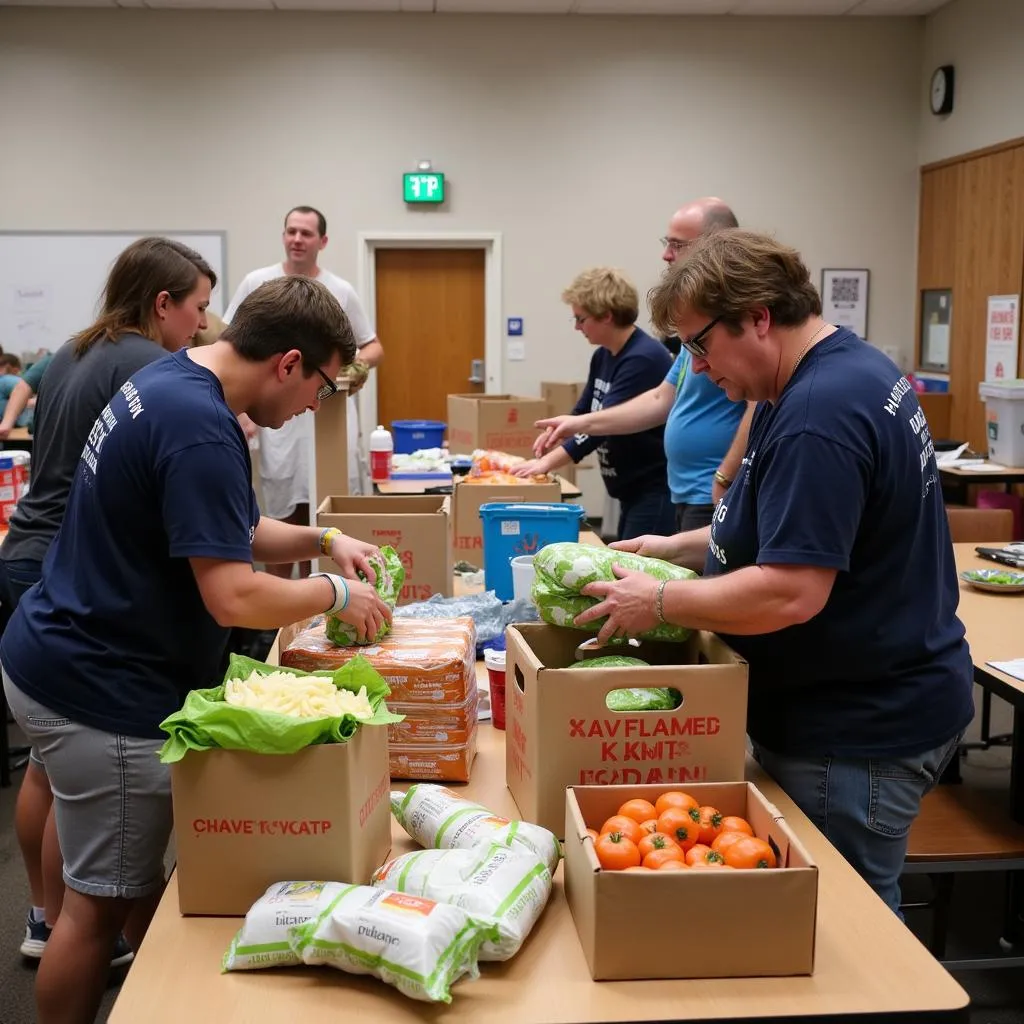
top-left (392, 420), bottom-right (446, 455)
top-left (478, 502), bottom-right (585, 601)
top-left (369, 424), bottom-right (394, 483)
top-left (484, 648), bottom-right (507, 730)
top-left (511, 555), bottom-right (537, 604)
top-left (979, 380), bottom-right (1024, 467)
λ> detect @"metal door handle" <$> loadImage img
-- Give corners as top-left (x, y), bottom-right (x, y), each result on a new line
top-left (468, 358), bottom-right (484, 385)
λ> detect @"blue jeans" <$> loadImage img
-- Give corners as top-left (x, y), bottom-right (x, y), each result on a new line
top-left (751, 734), bottom-right (963, 916)
top-left (618, 488), bottom-right (675, 541)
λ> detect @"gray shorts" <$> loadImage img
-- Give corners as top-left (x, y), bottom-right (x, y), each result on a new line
top-left (3, 668), bottom-right (172, 899)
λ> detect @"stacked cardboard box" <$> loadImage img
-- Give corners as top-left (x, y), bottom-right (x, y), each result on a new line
top-left (281, 617), bottom-right (479, 782)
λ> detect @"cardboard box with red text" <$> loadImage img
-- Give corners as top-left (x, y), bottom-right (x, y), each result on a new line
top-left (447, 394), bottom-right (550, 457)
top-left (505, 623), bottom-right (748, 834)
top-left (565, 782), bottom-right (817, 979)
top-left (171, 717), bottom-right (391, 916)
top-left (452, 480), bottom-right (560, 556)
top-left (316, 495), bottom-right (451, 604)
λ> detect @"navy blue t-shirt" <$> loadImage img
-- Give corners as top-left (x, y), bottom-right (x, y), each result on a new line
top-left (703, 328), bottom-right (973, 758)
top-left (1, 349), bottom-right (260, 739)
top-left (563, 328), bottom-right (672, 500)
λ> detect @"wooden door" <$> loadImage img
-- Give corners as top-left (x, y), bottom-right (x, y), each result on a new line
top-left (374, 248), bottom-right (485, 428)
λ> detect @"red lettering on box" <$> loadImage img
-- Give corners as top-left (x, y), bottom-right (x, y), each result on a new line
top-left (513, 688), bottom-right (525, 714)
top-left (600, 741), bottom-right (617, 761)
top-left (509, 745), bottom-right (532, 781)
top-left (511, 720), bottom-right (528, 755)
top-left (359, 773), bottom-right (390, 828)
top-left (400, 582), bottom-right (435, 601)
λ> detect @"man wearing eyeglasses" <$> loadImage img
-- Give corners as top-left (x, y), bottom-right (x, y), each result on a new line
top-left (533, 197), bottom-right (753, 531)
top-left (225, 206), bottom-right (384, 579)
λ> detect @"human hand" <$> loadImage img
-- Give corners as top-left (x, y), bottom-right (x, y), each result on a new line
top-left (0, 424), bottom-right (11, 441)
top-left (342, 359), bottom-right (371, 395)
top-left (610, 534), bottom-right (683, 562)
top-left (333, 578), bottom-right (392, 643)
top-left (711, 477), bottom-right (729, 504)
top-left (511, 458), bottom-right (547, 478)
top-left (329, 535), bottom-right (381, 584)
top-left (532, 415), bottom-right (581, 457)
top-left (576, 566), bottom-right (661, 644)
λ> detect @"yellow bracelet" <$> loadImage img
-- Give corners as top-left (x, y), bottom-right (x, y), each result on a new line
top-left (319, 527), bottom-right (343, 557)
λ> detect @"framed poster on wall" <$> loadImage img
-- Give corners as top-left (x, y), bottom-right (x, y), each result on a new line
top-left (919, 289), bottom-right (952, 372)
top-left (821, 269), bottom-right (869, 339)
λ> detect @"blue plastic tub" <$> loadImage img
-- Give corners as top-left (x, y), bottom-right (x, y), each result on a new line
top-left (391, 420), bottom-right (446, 454)
top-left (479, 502), bottom-right (585, 601)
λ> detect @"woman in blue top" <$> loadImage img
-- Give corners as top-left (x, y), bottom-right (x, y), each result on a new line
top-left (512, 267), bottom-right (674, 539)
top-left (576, 229), bottom-right (974, 916)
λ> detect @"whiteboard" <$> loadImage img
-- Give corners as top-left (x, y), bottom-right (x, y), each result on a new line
top-left (0, 231), bottom-right (227, 357)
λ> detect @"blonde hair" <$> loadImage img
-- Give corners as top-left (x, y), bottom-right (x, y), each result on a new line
top-left (194, 310), bottom-right (226, 347)
top-left (648, 229), bottom-right (821, 338)
top-left (562, 267), bottom-right (638, 328)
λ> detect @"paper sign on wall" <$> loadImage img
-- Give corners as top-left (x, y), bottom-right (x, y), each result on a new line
top-left (985, 295), bottom-right (1020, 381)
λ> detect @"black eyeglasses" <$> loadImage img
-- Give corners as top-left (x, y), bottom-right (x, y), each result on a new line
top-left (680, 315), bottom-right (722, 359)
top-left (315, 368), bottom-right (339, 401)
top-left (571, 314), bottom-right (592, 327)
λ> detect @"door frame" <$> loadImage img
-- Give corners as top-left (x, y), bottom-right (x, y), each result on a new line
top-left (356, 231), bottom-right (503, 435)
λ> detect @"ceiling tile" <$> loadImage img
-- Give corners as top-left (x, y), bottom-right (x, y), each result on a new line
top-left (728, 0), bottom-right (854, 13)
top-left (271, 0), bottom-right (398, 7)
top-left (577, 0), bottom-right (733, 12)
top-left (436, 0), bottom-right (570, 11)
top-left (848, 0), bottom-right (951, 13)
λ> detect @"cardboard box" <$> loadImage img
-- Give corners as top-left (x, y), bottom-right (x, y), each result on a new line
top-left (505, 624), bottom-right (748, 834)
top-left (451, 480), bottom-right (561, 556)
top-left (447, 394), bottom-right (550, 457)
top-left (316, 495), bottom-right (452, 604)
top-left (564, 782), bottom-right (818, 979)
top-left (171, 725), bottom-right (391, 916)
top-left (312, 377), bottom-right (350, 505)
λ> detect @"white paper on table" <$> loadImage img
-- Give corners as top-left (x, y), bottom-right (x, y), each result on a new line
top-left (987, 658), bottom-right (1024, 682)
top-left (936, 443), bottom-right (970, 465)
top-left (965, 462), bottom-right (1010, 472)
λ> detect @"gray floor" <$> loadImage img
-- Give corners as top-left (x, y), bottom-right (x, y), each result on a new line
top-left (1, 730), bottom-right (1023, 1022)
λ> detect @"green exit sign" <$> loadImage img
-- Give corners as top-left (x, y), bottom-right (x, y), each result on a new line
top-left (403, 172), bottom-right (445, 204)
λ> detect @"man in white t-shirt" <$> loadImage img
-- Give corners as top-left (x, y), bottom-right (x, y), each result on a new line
top-left (226, 206), bottom-right (383, 578)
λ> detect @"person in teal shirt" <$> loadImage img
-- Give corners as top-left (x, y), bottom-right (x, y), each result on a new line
top-left (0, 353), bottom-right (52, 438)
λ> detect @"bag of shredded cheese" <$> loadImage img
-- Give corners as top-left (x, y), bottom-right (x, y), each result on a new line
top-left (391, 785), bottom-right (561, 874)
top-left (222, 881), bottom-right (345, 971)
top-left (372, 843), bottom-right (552, 961)
top-left (288, 883), bottom-right (497, 1003)
top-left (157, 653), bottom-right (403, 763)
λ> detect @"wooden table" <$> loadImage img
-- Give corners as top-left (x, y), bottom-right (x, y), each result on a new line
top-left (0, 426), bottom-right (32, 452)
top-left (109, 723), bottom-right (969, 1022)
top-left (954, 542), bottom-right (1024, 823)
top-left (940, 463), bottom-right (1024, 504)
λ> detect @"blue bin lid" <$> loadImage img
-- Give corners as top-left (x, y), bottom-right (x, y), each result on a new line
top-left (478, 502), bottom-right (584, 519)
top-left (392, 420), bottom-right (446, 429)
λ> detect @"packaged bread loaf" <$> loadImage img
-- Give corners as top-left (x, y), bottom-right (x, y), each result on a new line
top-left (390, 726), bottom-right (479, 783)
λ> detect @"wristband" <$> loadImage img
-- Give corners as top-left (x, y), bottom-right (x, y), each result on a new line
top-left (311, 572), bottom-right (350, 614)
top-left (319, 527), bottom-right (343, 557)
top-left (713, 470), bottom-right (732, 488)
top-left (655, 579), bottom-right (668, 624)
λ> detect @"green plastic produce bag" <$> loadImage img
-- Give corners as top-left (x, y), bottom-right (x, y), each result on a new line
top-left (326, 545), bottom-right (405, 647)
top-left (569, 656), bottom-right (681, 712)
top-left (532, 542), bottom-right (697, 642)
top-left (157, 653), bottom-right (403, 764)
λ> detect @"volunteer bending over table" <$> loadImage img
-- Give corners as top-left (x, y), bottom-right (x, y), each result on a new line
top-left (1, 276), bottom-right (391, 1024)
top-left (577, 229), bottom-right (974, 916)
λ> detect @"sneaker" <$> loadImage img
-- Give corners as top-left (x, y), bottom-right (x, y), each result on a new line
top-left (21, 913), bottom-right (135, 968)
top-left (19, 913), bottom-right (50, 959)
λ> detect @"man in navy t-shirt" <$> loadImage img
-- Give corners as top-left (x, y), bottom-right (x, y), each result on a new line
top-left (575, 230), bottom-right (973, 916)
top-left (513, 267), bottom-right (674, 539)
top-left (1, 276), bottom-right (393, 1024)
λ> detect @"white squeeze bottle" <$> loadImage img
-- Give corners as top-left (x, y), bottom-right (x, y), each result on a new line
top-left (369, 424), bottom-right (394, 483)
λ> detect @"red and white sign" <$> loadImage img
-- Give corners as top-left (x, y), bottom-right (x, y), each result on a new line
top-left (986, 295), bottom-right (1020, 381)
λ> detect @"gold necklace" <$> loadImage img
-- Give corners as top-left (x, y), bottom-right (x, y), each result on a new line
top-left (790, 322), bottom-right (829, 377)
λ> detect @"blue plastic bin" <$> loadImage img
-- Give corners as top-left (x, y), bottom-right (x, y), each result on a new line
top-left (479, 502), bottom-right (585, 601)
top-left (391, 420), bottom-right (446, 454)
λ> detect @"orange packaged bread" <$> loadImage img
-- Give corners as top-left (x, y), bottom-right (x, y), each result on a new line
top-left (390, 727), bottom-right (479, 783)
top-left (388, 692), bottom-right (478, 747)
top-left (281, 617), bottom-right (476, 705)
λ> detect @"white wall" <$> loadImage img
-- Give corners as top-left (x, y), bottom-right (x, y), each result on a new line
top-left (920, 0), bottom-right (1024, 166)
top-left (0, 10), bottom-right (923, 383)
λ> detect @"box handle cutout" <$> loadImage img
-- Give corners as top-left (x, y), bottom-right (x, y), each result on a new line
top-left (514, 664), bottom-right (526, 694)
top-left (603, 688), bottom-right (683, 713)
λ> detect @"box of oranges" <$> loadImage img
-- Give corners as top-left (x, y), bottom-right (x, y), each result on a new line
top-left (564, 782), bottom-right (818, 980)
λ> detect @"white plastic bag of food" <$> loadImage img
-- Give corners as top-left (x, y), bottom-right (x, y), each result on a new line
top-left (222, 881), bottom-right (345, 971)
top-left (372, 842), bottom-right (552, 961)
top-left (289, 883), bottom-right (497, 1003)
top-left (390, 785), bottom-right (561, 874)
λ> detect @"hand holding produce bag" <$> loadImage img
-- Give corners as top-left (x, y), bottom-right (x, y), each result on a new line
top-left (326, 545), bottom-right (404, 647)
top-left (532, 542), bottom-right (697, 642)
top-left (157, 653), bottom-right (402, 763)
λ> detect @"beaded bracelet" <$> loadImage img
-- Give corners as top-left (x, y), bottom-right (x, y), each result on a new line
top-left (655, 579), bottom-right (668, 624)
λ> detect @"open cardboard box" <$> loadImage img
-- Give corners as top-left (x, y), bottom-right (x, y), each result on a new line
top-left (564, 782), bottom-right (818, 980)
top-left (505, 624), bottom-right (748, 834)
top-left (172, 617), bottom-right (391, 916)
top-left (452, 479), bottom-right (560, 555)
top-left (447, 393), bottom-right (551, 457)
top-left (316, 494), bottom-right (452, 603)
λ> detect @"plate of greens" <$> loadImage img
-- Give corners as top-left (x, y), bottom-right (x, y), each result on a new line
top-left (960, 568), bottom-right (1024, 593)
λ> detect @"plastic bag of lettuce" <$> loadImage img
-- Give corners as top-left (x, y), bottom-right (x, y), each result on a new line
top-left (570, 655), bottom-right (681, 712)
top-left (532, 542), bottom-right (697, 642)
top-left (326, 545), bottom-right (405, 647)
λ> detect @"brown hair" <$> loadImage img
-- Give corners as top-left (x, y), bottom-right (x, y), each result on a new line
top-left (285, 206), bottom-right (327, 236)
top-left (72, 238), bottom-right (216, 357)
top-left (561, 267), bottom-right (638, 328)
top-left (223, 276), bottom-right (356, 374)
top-left (649, 229), bottom-right (821, 338)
